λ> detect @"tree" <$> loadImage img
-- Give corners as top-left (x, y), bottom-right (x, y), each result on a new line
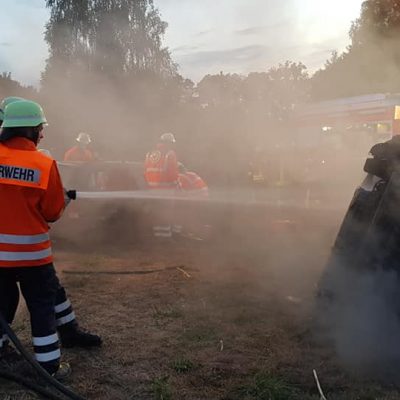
top-left (264, 61), bottom-right (309, 117)
top-left (179, 62), bottom-right (311, 185)
top-left (196, 62), bottom-right (309, 114)
top-left (39, 0), bottom-right (185, 159)
top-left (350, 0), bottom-right (400, 47)
top-left (0, 72), bottom-right (37, 101)
top-left (43, 0), bottom-right (176, 81)
top-left (197, 72), bottom-right (243, 107)
top-left (312, 0), bottom-right (400, 99)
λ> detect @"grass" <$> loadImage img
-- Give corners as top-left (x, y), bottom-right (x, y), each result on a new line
top-left (232, 311), bottom-right (256, 326)
top-left (152, 376), bottom-right (172, 400)
top-left (182, 325), bottom-right (217, 344)
top-left (152, 305), bottom-right (183, 320)
top-left (234, 372), bottom-right (300, 400)
top-left (152, 305), bottom-right (184, 327)
top-left (171, 357), bottom-right (195, 374)
top-left (78, 254), bottom-right (110, 268)
top-left (11, 318), bottom-right (27, 334)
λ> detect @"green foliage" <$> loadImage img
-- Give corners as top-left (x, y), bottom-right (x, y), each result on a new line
top-left (170, 358), bottom-right (195, 373)
top-left (312, 0), bottom-right (400, 99)
top-left (151, 376), bottom-right (172, 400)
top-left (44, 0), bottom-right (176, 81)
top-left (0, 72), bottom-right (37, 101)
top-left (350, 0), bottom-right (400, 46)
top-left (235, 372), bottom-right (300, 400)
top-left (198, 61), bottom-right (309, 112)
top-left (39, 0), bottom-right (187, 160)
top-left (152, 306), bottom-right (183, 321)
top-left (182, 325), bottom-right (217, 344)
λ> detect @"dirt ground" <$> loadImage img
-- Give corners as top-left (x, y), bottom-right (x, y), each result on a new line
top-left (2, 193), bottom-right (400, 400)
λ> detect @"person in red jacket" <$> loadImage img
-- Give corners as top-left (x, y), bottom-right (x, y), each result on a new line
top-left (178, 163), bottom-right (209, 198)
top-left (0, 101), bottom-right (100, 378)
top-left (63, 132), bottom-right (94, 162)
top-left (144, 133), bottom-right (179, 238)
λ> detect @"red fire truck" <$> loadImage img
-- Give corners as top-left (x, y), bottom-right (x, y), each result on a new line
top-left (290, 93), bottom-right (400, 185)
top-left (294, 93), bottom-right (400, 149)
top-left (250, 93), bottom-right (400, 188)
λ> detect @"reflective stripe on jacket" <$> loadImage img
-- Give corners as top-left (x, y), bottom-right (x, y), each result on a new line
top-left (0, 138), bottom-right (65, 267)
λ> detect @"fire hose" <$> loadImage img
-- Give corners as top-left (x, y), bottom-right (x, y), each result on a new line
top-left (65, 189), bottom-right (201, 202)
top-left (0, 310), bottom-right (86, 400)
top-left (0, 369), bottom-right (65, 400)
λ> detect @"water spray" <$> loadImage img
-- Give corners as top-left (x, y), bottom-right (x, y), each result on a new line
top-left (66, 189), bottom-right (343, 211)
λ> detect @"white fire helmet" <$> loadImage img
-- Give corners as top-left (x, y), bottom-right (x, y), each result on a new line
top-left (38, 148), bottom-right (52, 158)
top-left (160, 132), bottom-right (176, 143)
top-left (76, 132), bottom-right (92, 145)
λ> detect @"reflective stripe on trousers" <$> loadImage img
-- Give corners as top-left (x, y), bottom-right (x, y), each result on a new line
top-left (55, 289), bottom-right (76, 327)
top-left (33, 333), bottom-right (60, 363)
top-left (0, 334), bottom-right (8, 347)
top-left (56, 311), bottom-right (76, 327)
top-left (153, 225), bottom-right (172, 237)
top-left (54, 299), bottom-right (71, 314)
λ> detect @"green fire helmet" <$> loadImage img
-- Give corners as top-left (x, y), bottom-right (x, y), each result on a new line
top-left (0, 96), bottom-right (25, 110)
top-left (0, 96), bottom-right (24, 122)
top-left (2, 100), bottom-right (47, 128)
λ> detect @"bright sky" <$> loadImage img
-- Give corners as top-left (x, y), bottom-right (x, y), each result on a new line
top-left (0, 0), bottom-right (363, 86)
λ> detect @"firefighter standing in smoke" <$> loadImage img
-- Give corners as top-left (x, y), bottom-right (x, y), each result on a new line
top-left (0, 97), bottom-right (101, 350)
top-left (63, 132), bottom-right (98, 220)
top-left (0, 99), bottom-right (101, 377)
top-left (144, 133), bottom-right (180, 238)
top-left (63, 132), bottom-right (95, 162)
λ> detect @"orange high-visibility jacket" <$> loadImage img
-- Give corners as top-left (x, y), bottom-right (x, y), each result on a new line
top-left (178, 171), bottom-right (209, 197)
top-left (64, 146), bottom-right (94, 162)
top-left (144, 144), bottom-right (179, 189)
top-left (0, 137), bottom-right (65, 267)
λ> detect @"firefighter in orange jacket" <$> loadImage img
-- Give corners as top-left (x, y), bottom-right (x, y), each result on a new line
top-left (0, 100), bottom-right (100, 377)
top-left (144, 133), bottom-right (179, 237)
top-left (0, 97), bottom-right (101, 358)
top-left (144, 133), bottom-right (179, 189)
top-left (63, 132), bottom-right (94, 162)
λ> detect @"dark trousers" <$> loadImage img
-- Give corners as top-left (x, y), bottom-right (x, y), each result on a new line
top-left (0, 264), bottom-right (60, 373)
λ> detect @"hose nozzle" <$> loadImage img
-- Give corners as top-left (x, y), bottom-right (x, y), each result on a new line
top-left (66, 190), bottom-right (77, 200)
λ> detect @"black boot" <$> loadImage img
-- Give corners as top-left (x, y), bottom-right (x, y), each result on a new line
top-left (52, 362), bottom-right (72, 381)
top-left (58, 323), bottom-right (102, 349)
